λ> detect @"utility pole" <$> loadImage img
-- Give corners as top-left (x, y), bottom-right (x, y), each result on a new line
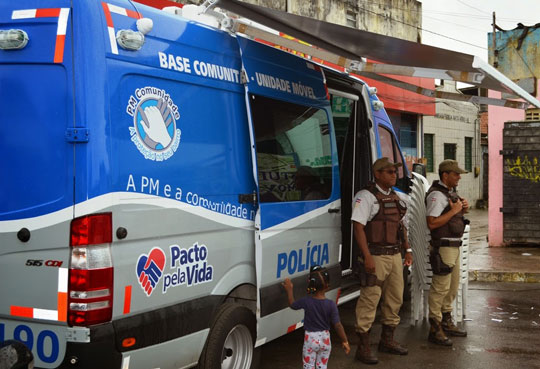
top-left (492, 12), bottom-right (498, 68)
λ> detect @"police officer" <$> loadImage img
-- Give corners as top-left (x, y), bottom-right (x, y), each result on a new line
top-left (426, 159), bottom-right (469, 346)
top-left (352, 157), bottom-right (413, 364)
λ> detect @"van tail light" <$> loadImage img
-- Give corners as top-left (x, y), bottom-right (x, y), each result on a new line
top-left (70, 213), bottom-right (112, 246)
top-left (68, 213), bottom-right (114, 327)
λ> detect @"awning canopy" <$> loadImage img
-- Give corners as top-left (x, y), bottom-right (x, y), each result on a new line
top-left (218, 0), bottom-right (540, 109)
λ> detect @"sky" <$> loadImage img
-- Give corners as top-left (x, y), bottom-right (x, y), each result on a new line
top-left (418, 0), bottom-right (540, 61)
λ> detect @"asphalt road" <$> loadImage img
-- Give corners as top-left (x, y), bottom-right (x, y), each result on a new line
top-left (259, 281), bottom-right (540, 369)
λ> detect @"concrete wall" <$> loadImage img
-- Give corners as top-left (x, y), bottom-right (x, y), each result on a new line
top-left (354, 0), bottom-right (421, 42)
top-left (241, 0), bottom-right (286, 12)
top-left (288, 0), bottom-right (348, 24)
top-left (423, 81), bottom-right (481, 204)
top-left (230, 0), bottom-right (421, 42)
top-left (488, 27), bottom-right (540, 83)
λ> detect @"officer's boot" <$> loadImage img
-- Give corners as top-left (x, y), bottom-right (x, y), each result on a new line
top-left (378, 325), bottom-right (408, 355)
top-left (428, 318), bottom-right (453, 346)
top-left (355, 331), bottom-right (378, 364)
top-left (441, 312), bottom-right (467, 337)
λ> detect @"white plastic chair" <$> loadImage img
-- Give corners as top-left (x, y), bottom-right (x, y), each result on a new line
top-left (408, 173), bottom-right (469, 324)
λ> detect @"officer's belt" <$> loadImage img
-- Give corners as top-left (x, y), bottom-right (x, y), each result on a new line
top-left (368, 244), bottom-right (401, 255)
top-left (430, 239), bottom-right (462, 247)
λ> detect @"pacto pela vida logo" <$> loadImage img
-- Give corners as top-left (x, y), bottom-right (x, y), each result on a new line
top-left (126, 86), bottom-right (181, 161)
top-left (136, 247), bottom-right (166, 296)
top-left (136, 243), bottom-right (214, 296)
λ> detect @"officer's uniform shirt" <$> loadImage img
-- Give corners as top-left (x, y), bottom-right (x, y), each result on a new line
top-left (351, 184), bottom-right (408, 227)
top-left (426, 180), bottom-right (461, 241)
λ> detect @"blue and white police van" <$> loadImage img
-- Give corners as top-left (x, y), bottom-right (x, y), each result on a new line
top-left (0, 1), bottom-right (411, 368)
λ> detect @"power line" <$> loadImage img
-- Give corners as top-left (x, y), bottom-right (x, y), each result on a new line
top-left (424, 14), bottom-right (488, 33)
top-left (356, 0), bottom-right (539, 24)
top-left (358, 5), bottom-right (488, 50)
top-left (456, 0), bottom-right (489, 16)
top-left (425, 11), bottom-right (537, 24)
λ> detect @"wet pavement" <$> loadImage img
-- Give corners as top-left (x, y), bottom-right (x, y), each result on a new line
top-left (466, 208), bottom-right (540, 282)
top-left (258, 209), bottom-right (540, 367)
top-left (260, 281), bottom-right (540, 369)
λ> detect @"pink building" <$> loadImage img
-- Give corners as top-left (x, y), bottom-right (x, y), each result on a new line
top-left (488, 90), bottom-right (525, 246)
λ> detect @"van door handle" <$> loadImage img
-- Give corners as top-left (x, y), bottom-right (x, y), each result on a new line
top-left (328, 208), bottom-right (340, 213)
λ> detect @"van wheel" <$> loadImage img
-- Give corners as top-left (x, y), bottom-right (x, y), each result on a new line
top-left (198, 303), bottom-right (260, 369)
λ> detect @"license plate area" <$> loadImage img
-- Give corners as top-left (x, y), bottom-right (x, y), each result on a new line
top-left (0, 320), bottom-right (66, 368)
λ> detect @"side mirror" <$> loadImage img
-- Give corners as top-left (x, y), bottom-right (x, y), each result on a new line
top-left (412, 163), bottom-right (426, 177)
top-left (0, 340), bottom-right (34, 369)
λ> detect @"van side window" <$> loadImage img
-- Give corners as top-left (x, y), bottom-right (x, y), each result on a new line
top-left (378, 126), bottom-right (404, 178)
top-left (250, 94), bottom-right (332, 203)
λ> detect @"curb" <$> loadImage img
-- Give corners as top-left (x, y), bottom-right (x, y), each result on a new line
top-left (468, 270), bottom-right (540, 283)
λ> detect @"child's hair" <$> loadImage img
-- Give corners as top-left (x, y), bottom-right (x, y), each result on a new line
top-left (307, 265), bottom-right (330, 294)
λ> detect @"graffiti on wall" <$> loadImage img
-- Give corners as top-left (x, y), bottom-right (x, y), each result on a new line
top-left (506, 155), bottom-right (540, 183)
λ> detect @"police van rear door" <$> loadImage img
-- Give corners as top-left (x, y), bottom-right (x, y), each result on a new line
top-left (0, 1), bottom-right (75, 367)
top-left (238, 36), bottom-right (342, 343)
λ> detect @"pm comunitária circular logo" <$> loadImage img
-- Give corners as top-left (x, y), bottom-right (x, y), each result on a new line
top-left (126, 87), bottom-right (181, 161)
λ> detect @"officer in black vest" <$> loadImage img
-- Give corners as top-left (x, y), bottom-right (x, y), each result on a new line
top-left (426, 159), bottom-right (469, 346)
top-left (352, 157), bottom-right (413, 364)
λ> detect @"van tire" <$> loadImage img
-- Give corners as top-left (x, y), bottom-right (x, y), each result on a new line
top-left (198, 303), bottom-right (259, 369)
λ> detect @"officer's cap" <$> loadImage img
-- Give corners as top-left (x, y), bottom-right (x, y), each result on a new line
top-left (372, 157), bottom-right (402, 172)
top-left (439, 159), bottom-right (467, 174)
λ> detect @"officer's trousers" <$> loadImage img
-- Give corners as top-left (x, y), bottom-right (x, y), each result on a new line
top-left (355, 253), bottom-right (403, 333)
top-left (428, 246), bottom-right (461, 323)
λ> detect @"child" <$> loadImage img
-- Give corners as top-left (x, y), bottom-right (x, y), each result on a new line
top-left (282, 265), bottom-right (350, 369)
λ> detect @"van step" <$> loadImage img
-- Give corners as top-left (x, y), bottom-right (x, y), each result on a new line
top-left (338, 276), bottom-right (361, 305)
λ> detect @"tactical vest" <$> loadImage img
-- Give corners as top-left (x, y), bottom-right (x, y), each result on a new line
top-left (364, 183), bottom-right (407, 248)
top-left (426, 181), bottom-right (466, 241)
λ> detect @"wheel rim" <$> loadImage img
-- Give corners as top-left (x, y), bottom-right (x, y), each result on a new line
top-left (221, 324), bottom-right (253, 369)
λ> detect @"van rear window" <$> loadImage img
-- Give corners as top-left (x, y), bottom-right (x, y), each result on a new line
top-left (249, 94), bottom-right (332, 203)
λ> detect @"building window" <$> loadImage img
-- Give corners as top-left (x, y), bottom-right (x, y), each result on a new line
top-left (387, 111), bottom-right (418, 171)
top-left (444, 143), bottom-right (456, 160)
top-left (346, 5), bottom-right (357, 27)
top-left (399, 114), bottom-right (418, 162)
top-left (465, 137), bottom-right (472, 171)
top-left (424, 134), bottom-right (434, 172)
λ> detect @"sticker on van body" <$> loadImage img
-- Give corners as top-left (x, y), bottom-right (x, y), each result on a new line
top-left (136, 247), bottom-right (166, 296)
top-left (126, 87), bottom-right (181, 161)
top-left (136, 243), bottom-right (213, 296)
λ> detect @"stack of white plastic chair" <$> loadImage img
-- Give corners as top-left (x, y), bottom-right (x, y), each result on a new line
top-left (452, 223), bottom-right (470, 322)
top-left (407, 173), bottom-right (432, 324)
top-left (407, 173), bottom-right (469, 324)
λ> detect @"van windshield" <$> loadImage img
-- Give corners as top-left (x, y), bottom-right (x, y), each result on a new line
top-left (249, 94), bottom-right (332, 203)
